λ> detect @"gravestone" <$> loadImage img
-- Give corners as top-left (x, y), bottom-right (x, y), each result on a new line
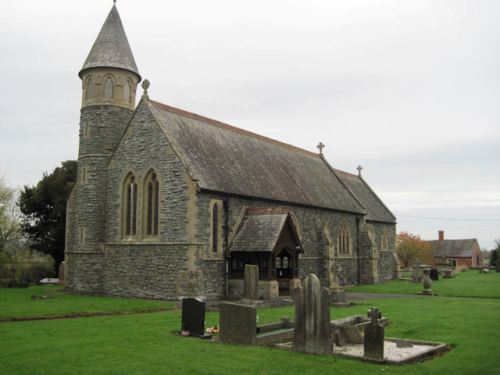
top-left (219, 302), bottom-right (257, 345)
top-left (364, 307), bottom-right (385, 360)
top-left (442, 268), bottom-right (453, 278)
top-left (421, 269), bottom-right (433, 295)
top-left (58, 261), bottom-right (66, 283)
top-left (181, 298), bottom-right (206, 337)
top-left (429, 268), bottom-right (439, 281)
top-left (243, 264), bottom-right (259, 300)
top-left (292, 273), bottom-right (332, 355)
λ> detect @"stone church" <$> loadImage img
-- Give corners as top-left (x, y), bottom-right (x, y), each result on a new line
top-left (65, 4), bottom-right (399, 300)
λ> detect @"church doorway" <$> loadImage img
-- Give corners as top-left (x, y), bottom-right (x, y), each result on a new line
top-left (275, 248), bottom-right (298, 295)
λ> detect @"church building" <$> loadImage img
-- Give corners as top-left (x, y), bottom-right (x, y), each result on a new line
top-left (65, 4), bottom-right (400, 300)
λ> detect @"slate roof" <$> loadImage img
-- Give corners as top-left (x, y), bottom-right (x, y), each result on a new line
top-left (334, 169), bottom-right (396, 223)
top-left (229, 209), bottom-right (290, 253)
top-left (428, 239), bottom-right (478, 258)
top-left (148, 100), bottom-right (367, 215)
top-left (79, 4), bottom-right (141, 79)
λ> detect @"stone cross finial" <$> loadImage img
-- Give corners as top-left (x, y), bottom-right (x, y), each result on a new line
top-left (357, 165), bottom-right (363, 176)
top-left (317, 142), bottom-right (325, 155)
top-left (368, 307), bottom-right (381, 324)
top-left (142, 79), bottom-right (150, 98)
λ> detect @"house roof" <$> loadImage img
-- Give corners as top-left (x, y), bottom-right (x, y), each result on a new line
top-left (334, 169), bottom-right (397, 223)
top-left (148, 100), bottom-right (367, 215)
top-left (79, 4), bottom-right (141, 79)
top-left (428, 239), bottom-right (479, 258)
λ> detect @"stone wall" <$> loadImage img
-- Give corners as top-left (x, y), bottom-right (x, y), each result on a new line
top-left (66, 104), bottom-right (134, 293)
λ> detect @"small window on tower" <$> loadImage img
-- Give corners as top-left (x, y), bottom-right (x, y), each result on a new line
top-left (85, 77), bottom-right (94, 100)
top-left (104, 77), bottom-right (114, 100)
top-left (124, 81), bottom-right (132, 103)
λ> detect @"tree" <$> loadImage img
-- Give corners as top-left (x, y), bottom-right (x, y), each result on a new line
top-left (397, 231), bottom-right (433, 268)
top-left (19, 161), bottom-right (77, 274)
top-left (0, 177), bottom-right (22, 255)
top-left (491, 239), bottom-right (500, 272)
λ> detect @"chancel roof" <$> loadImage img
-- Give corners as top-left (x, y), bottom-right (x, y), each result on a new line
top-left (428, 239), bottom-right (479, 258)
top-left (148, 100), bottom-right (366, 215)
top-left (79, 5), bottom-right (140, 79)
top-left (334, 169), bottom-right (396, 224)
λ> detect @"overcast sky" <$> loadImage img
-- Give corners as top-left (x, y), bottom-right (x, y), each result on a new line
top-left (1, 0), bottom-right (499, 248)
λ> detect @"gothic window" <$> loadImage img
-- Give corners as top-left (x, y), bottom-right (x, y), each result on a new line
top-left (124, 81), bottom-right (132, 103)
top-left (81, 167), bottom-right (87, 183)
top-left (85, 77), bottom-right (94, 100)
top-left (209, 200), bottom-right (223, 253)
top-left (104, 76), bottom-right (114, 100)
top-left (337, 219), bottom-right (352, 256)
top-left (123, 174), bottom-right (137, 236)
top-left (145, 172), bottom-right (159, 236)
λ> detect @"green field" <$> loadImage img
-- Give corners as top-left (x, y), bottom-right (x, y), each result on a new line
top-left (0, 279), bottom-right (499, 374)
top-left (347, 269), bottom-right (500, 299)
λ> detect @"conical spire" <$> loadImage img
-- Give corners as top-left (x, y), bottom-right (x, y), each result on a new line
top-left (79, 4), bottom-right (141, 80)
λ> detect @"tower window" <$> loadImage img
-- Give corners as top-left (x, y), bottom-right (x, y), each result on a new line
top-left (124, 81), bottom-right (132, 103)
top-left (104, 77), bottom-right (114, 100)
top-left (145, 172), bottom-right (159, 236)
top-left (85, 77), bottom-right (94, 100)
top-left (123, 174), bottom-right (137, 236)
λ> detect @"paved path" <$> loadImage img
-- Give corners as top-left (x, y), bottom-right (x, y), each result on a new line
top-left (346, 292), bottom-right (428, 301)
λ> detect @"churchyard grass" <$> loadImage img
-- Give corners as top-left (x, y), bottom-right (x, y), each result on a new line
top-left (0, 285), bottom-right (172, 320)
top-left (1, 291), bottom-right (499, 374)
top-left (346, 269), bottom-right (500, 298)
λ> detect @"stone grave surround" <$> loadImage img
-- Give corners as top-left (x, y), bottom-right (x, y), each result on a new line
top-left (292, 273), bottom-right (332, 355)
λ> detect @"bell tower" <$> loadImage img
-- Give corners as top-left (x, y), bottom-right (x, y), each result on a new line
top-left (66, 3), bottom-right (141, 292)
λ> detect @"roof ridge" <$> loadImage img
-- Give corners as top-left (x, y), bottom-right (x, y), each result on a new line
top-left (150, 99), bottom-right (320, 158)
top-left (334, 168), bottom-right (358, 178)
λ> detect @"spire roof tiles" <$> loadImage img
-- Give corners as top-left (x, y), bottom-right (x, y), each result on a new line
top-left (79, 4), bottom-right (140, 79)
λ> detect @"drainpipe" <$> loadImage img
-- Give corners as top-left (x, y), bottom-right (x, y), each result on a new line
top-left (223, 194), bottom-right (230, 298)
top-left (356, 218), bottom-right (361, 285)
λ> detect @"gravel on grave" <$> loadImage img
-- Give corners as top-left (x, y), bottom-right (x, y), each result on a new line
top-left (333, 340), bottom-right (435, 361)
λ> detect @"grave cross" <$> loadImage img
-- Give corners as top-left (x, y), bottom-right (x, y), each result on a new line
top-left (317, 142), bottom-right (325, 154)
top-left (368, 307), bottom-right (381, 324)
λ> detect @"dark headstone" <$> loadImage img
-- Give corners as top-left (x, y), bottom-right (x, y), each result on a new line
top-left (181, 298), bottom-right (206, 337)
top-left (219, 302), bottom-right (257, 345)
top-left (364, 307), bottom-right (384, 360)
top-left (429, 268), bottom-right (439, 281)
top-left (292, 273), bottom-right (332, 355)
top-left (243, 264), bottom-right (259, 300)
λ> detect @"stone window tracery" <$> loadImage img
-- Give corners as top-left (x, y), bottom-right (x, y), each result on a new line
top-left (124, 80), bottom-right (132, 103)
top-left (104, 76), bottom-right (114, 100)
top-left (337, 219), bottom-right (352, 256)
top-left (84, 77), bottom-right (94, 100)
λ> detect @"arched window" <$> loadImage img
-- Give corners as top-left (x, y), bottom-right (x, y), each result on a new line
top-left (123, 174), bottom-right (137, 236)
top-left (209, 200), bottom-right (222, 253)
top-left (145, 172), bottom-right (159, 236)
top-left (85, 77), bottom-right (94, 100)
top-left (124, 81), bottom-right (132, 103)
top-left (212, 204), bottom-right (219, 252)
top-left (104, 76), bottom-right (114, 100)
top-left (337, 219), bottom-right (352, 255)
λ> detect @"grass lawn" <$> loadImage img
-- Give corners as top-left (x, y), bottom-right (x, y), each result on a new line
top-left (0, 285), bottom-right (173, 320)
top-left (1, 289), bottom-right (500, 374)
top-left (347, 270), bottom-right (500, 298)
